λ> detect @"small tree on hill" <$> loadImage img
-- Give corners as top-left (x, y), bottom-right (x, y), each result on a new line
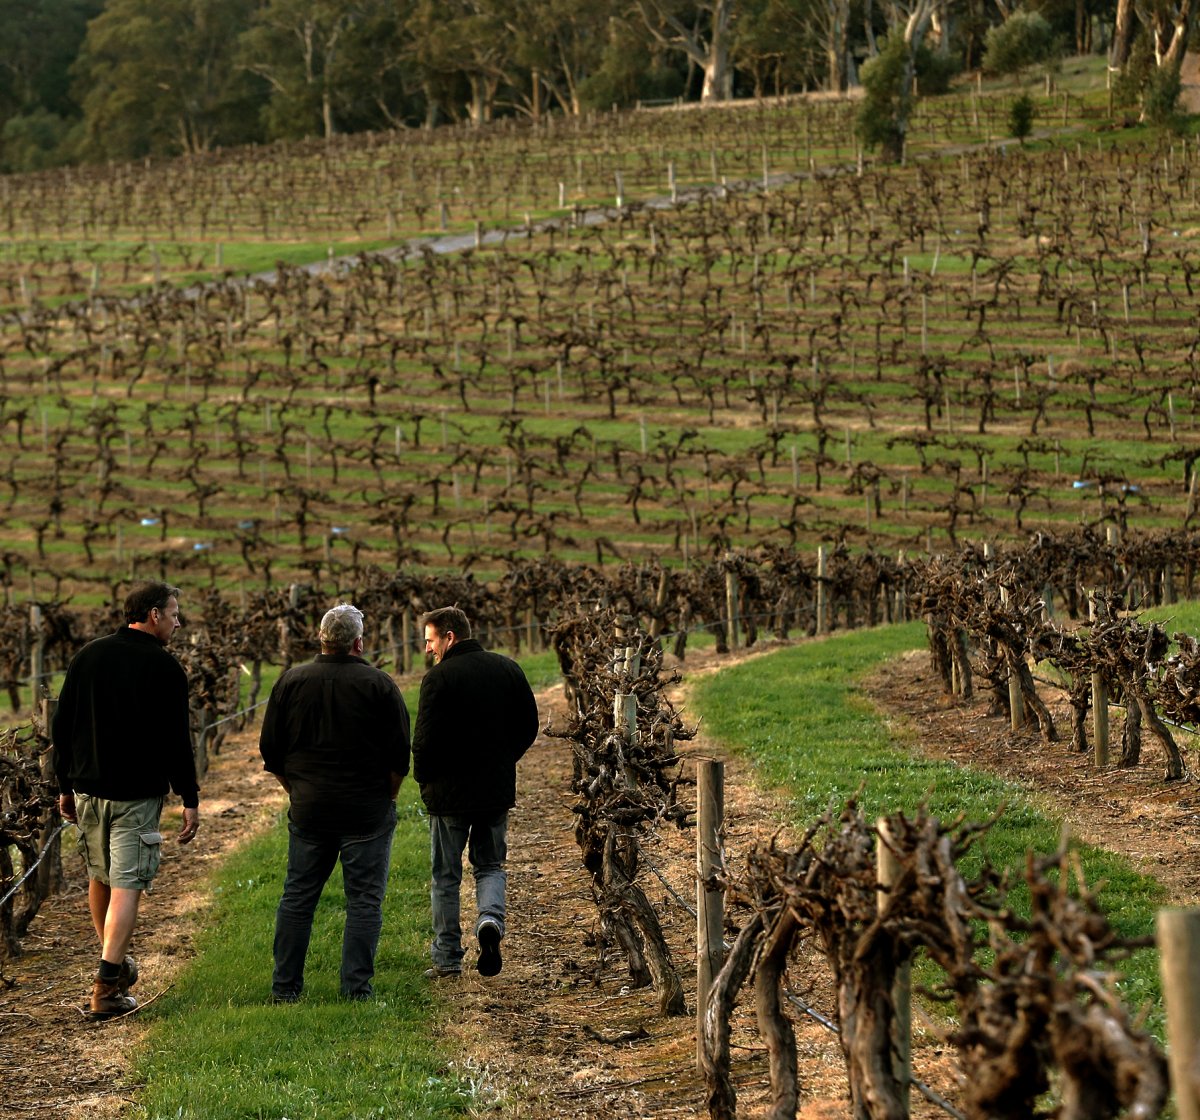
top-left (1008, 92), bottom-right (1035, 142)
top-left (854, 0), bottom-right (941, 164)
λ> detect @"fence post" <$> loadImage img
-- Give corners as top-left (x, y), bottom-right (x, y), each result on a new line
top-left (613, 630), bottom-right (640, 784)
top-left (29, 603), bottom-right (44, 710)
top-left (877, 818), bottom-right (912, 1116)
top-left (724, 561), bottom-right (739, 651)
top-left (649, 568), bottom-right (670, 642)
top-left (278, 583), bottom-right (300, 668)
top-left (402, 609), bottom-right (413, 674)
top-left (1090, 592), bottom-right (1109, 767)
top-left (816, 545), bottom-right (828, 635)
top-left (696, 758), bottom-right (725, 1071)
top-left (39, 696), bottom-right (62, 894)
top-left (999, 584), bottom-right (1024, 731)
top-left (1158, 909), bottom-right (1200, 1120)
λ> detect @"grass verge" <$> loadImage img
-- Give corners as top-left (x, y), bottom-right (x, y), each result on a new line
top-left (691, 623), bottom-right (1166, 1030)
top-left (130, 784), bottom-right (476, 1120)
top-left (130, 658), bottom-right (551, 1120)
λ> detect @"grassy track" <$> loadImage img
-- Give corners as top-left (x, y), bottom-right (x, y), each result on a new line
top-left (130, 657), bottom-right (559, 1120)
top-left (131, 784), bottom-right (472, 1120)
top-left (692, 624), bottom-right (1167, 1028)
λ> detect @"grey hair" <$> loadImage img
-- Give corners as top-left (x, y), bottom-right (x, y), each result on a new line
top-left (319, 603), bottom-right (364, 653)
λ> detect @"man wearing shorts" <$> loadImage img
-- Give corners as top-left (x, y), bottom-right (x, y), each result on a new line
top-left (52, 581), bottom-right (200, 1019)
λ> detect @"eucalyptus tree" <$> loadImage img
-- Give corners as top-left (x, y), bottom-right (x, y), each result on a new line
top-left (237, 0), bottom-right (384, 139)
top-left (72, 0), bottom-right (261, 159)
top-left (502, 0), bottom-right (614, 116)
top-left (404, 0), bottom-right (515, 125)
top-left (633, 0), bottom-right (737, 101)
top-left (855, 0), bottom-right (937, 161)
top-left (731, 0), bottom-right (828, 93)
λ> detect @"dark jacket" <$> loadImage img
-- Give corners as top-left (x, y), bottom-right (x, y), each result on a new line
top-left (259, 653), bottom-right (410, 835)
top-left (412, 638), bottom-right (539, 816)
top-left (52, 627), bottom-right (199, 808)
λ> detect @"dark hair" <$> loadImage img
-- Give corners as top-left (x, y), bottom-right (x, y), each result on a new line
top-left (422, 606), bottom-right (471, 640)
top-left (124, 581), bottom-right (180, 624)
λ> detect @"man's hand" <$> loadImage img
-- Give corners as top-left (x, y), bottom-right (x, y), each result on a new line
top-left (178, 806), bottom-right (200, 844)
top-left (58, 792), bottom-right (77, 823)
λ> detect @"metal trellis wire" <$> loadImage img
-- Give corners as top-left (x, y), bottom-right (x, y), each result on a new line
top-left (0, 822), bottom-right (67, 909)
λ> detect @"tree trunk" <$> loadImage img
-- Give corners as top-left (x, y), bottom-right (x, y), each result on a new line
top-left (837, 926), bottom-right (910, 1120)
top-left (757, 908), bottom-right (800, 1120)
top-left (701, 914), bottom-right (763, 1120)
top-left (602, 831), bottom-right (686, 1015)
top-left (1159, 0), bottom-right (1195, 71)
top-left (1137, 693), bottom-right (1184, 780)
top-left (1111, 0), bottom-right (1136, 68)
top-left (700, 1), bottom-right (733, 102)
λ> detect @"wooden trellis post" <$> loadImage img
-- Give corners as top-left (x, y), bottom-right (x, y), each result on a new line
top-left (1158, 909), bottom-right (1200, 1120)
top-left (816, 545), bottom-right (829, 635)
top-left (1090, 591), bottom-right (1109, 767)
top-left (696, 758), bottom-right (725, 1071)
top-left (29, 603), bottom-right (44, 708)
top-left (724, 561), bottom-right (739, 651)
top-left (39, 696), bottom-right (62, 894)
top-left (999, 585), bottom-right (1024, 732)
top-left (877, 818), bottom-right (911, 1117)
top-left (613, 629), bottom-right (640, 785)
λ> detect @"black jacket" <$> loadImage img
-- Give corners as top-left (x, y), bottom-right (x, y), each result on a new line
top-left (259, 653), bottom-right (410, 835)
top-left (412, 639), bottom-right (538, 815)
top-left (52, 627), bottom-right (199, 808)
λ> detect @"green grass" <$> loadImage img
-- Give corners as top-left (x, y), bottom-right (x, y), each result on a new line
top-left (131, 786), bottom-right (476, 1120)
top-left (132, 648), bottom-right (558, 1119)
top-left (692, 624), bottom-right (1167, 1028)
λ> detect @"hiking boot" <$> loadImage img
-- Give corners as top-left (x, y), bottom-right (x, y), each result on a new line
top-left (117, 955), bottom-right (138, 995)
top-left (477, 921), bottom-right (502, 977)
top-left (423, 966), bottom-right (461, 980)
top-left (89, 976), bottom-right (137, 1019)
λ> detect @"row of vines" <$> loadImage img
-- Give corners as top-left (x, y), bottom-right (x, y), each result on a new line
top-left (2, 123), bottom-right (1200, 600)
top-left (6, 525), bottom-right (1200, 969)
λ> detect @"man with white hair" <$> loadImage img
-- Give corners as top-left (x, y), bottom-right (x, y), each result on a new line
top-left (259, 603), bottom-right (410, 1002)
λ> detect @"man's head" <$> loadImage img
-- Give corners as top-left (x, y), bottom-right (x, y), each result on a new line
top-left (319, 603), bottom-right (365, 655)
top-left (125, 581), bottom-right (182, 643)
top-left (422, 606), bottom-right (471, 664)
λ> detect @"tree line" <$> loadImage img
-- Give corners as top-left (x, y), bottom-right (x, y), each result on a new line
top-left (0, 0), bottom-right (1180, 173)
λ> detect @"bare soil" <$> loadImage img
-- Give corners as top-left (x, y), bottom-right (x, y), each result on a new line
top-left (2, 639), bottom-right (1196, 1119)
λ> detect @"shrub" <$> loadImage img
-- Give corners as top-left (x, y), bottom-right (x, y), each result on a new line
top-left (855, 36), bottom-right (960, 160)
top-left (855, 35), bottom-right (908, 159)
top-left (983, 11), bottom-right (1061, 76)
top-left (1009, 93), bottom-right (1036, 141)
top-left (1143, 64), bottom-right (1183, 128)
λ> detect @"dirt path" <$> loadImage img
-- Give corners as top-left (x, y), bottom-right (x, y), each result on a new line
top-left (0, 724), bottom-right (286, 1119)
top-left (3, 638), bottom-right (1195, 1118)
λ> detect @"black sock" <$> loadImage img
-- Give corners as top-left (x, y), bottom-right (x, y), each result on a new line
top-left (98, 958), bottom-right (121, 982)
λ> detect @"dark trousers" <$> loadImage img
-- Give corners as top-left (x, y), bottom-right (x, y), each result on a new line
top-left (272, 804), bottom-right (396, 999)
top-left (429, 810), bottom-right (508, 971)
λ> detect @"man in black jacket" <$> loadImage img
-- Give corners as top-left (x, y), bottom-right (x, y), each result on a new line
top-left (260, 602), bottom-right (410, 1001)
top-left (412, 606), bottom-right (538, 978)
top-left (52, 581), bottom-right (200, 1019)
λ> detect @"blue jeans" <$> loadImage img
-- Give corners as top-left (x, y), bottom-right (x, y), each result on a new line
top-left (272, 804), bottom-right (396, 999)
top-left (429, 810), bottom-right (508, 971)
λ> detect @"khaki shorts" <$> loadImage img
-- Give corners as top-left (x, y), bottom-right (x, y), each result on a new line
top-left (75, 795), bottom-right (164, 890)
